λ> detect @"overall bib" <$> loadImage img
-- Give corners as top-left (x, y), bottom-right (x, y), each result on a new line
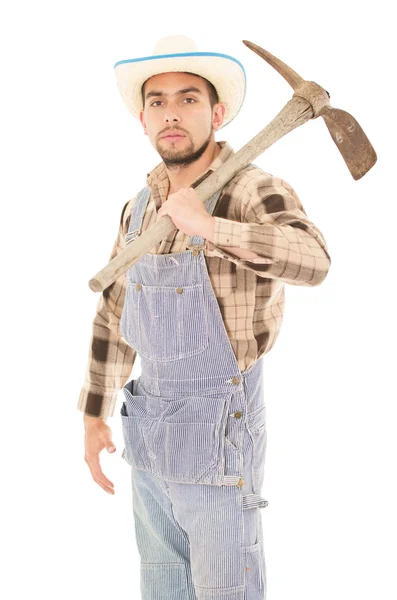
top-left (120, 186), bottom-right (269, 600)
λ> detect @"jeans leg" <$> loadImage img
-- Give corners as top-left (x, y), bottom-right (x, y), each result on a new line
top-left (165, 425), bottom-right (267, 600)
top-left (129, 466), bottom-right (196, 600)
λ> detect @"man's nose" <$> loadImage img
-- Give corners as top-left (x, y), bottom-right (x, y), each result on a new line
top-left (164, 111), bottom-right (181, 123)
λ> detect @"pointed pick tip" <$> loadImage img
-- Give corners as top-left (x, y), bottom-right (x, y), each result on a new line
top-left (351, 155), bottom-right (377, 180)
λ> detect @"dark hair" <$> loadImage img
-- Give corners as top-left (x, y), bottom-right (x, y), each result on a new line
top-left (141, 72), bottom-right (219, 109)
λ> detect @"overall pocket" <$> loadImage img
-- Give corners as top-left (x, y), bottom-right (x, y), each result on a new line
top-left (242, 541), bottom-right (266, 597)
top-left (120, 393), bottom-right (157, 470)
top-left (121, 380), bottom-right (233, 484)
top-left (150, 392), bottom-right (232, 483)
top-left (123, 281), bottom-right (209, 362)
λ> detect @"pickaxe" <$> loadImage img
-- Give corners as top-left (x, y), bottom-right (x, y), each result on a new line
top-left (88, 40), bottom-right (377, 293)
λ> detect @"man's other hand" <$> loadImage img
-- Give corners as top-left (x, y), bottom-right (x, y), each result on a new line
top-left (83, 414), bottom-right (116, 495)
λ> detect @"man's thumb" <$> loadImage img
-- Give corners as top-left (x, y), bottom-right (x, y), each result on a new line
top-left (106, 441), bottom-right (116, 453)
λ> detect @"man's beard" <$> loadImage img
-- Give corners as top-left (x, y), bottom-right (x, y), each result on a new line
top-left (156, 130), bottom-right (212, 170)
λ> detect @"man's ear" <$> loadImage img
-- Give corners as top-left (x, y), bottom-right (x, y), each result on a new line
top-left (212, 103), bottom-right (226, 131)
top-left (139, 111), bottom-right (148, 135)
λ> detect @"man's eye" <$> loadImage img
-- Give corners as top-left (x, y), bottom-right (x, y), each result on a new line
top-left (150, 97), bottom-right (196, 107)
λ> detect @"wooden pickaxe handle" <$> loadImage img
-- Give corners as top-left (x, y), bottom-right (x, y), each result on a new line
top-left (89, 95), bottom-right (312, 292)
top-left (89, 40), bottom-right (376, 293)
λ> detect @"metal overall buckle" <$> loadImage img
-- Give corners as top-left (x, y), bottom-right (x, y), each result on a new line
top-left (125, 229), bottom-right (141, 244)
top-left (187, 243), bottom-right (206, 256)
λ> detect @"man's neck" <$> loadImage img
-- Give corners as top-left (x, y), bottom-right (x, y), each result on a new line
top-left (166, 141), bottom-right (221, 195)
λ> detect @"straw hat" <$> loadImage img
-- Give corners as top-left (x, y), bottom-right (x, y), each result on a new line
top-left (114, 35), bottom-right (246, 129)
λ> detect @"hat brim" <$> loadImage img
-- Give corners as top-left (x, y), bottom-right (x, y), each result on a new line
top-left (114, 52), bottom-right (246, 129)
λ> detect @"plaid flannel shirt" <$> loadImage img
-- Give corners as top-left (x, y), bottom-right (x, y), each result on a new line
top-left (77, 141), bottom-right (331, 417)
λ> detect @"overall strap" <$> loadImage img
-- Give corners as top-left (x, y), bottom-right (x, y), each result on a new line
top-left (125, 187), bottom-right (151, 244)
top-left (125, 186), bottom-right (223, 248)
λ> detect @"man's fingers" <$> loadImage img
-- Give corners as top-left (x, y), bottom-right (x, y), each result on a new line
top-left (93, 476), bottom-right (115, 495)
top-left (85, 453), bottom-right (115, 493)
top-left (89, 455), bottom-right (114, 488)
top-left (83, 419), bottom-right (117, 494)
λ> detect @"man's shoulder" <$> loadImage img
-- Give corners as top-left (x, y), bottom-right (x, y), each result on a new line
top-left (221, 163), bottom-right (274, 200)
top-left (229, 163), bottom-right (291, 190)
top-left (226, 163), bottom-right (300, 203)
top-left (218, 163), bottom-right (302, 219)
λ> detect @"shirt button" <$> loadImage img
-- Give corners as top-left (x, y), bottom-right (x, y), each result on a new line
top-left (232, 376), bottom-right (240, 385)
top-left (176, 287), bottom-right (183, 294)
top-left (237, 477), bottom-right (244, 488)
top-left (234, 411), bottom-right (243, 419)
top-left (136, 284), bottom-right (142, 290)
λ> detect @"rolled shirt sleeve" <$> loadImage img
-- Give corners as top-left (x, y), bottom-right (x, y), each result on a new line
top-left (209, 174), bottom-right (331, 286)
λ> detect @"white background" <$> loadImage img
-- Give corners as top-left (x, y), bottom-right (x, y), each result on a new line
top-left (1, 1), bottom-right (395, 599)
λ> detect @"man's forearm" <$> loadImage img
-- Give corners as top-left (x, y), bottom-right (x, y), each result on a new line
top-left (201, 215), bottom-right (260, 260)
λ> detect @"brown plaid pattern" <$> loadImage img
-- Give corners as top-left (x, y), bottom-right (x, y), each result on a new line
top-left (77, 141), bottom-right (331, 417)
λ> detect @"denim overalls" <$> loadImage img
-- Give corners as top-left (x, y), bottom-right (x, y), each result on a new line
top-left (120, 185), bottom-right (269, 600)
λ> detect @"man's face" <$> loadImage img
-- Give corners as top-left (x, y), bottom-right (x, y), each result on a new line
top-left (139, 72), bottom-right (225, 169)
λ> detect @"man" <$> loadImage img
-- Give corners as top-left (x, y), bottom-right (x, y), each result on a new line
top-left (78, 35), bottom-right (331, 600)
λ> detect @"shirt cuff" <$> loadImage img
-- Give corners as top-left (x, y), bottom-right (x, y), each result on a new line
top-left (77, 386), bottom-right (119, 418)
top-left (210, 217), bottom-right (274, 264)
top-left (213, 217), bottom-right (243, 247)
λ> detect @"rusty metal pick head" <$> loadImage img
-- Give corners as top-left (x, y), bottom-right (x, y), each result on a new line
top-left (242, 40), bottom-right (305, 90)
top-left (243, 40), bottom-right (377, 179)
top-left (320, 106), bottom-right (377, 180)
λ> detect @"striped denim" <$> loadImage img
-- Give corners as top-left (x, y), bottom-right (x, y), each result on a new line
top-left (120, 186), bottom-right (268, 599)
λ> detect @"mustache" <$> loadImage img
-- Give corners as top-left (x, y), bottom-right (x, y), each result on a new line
top-left (159, 127), bottom-right (188, 136)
